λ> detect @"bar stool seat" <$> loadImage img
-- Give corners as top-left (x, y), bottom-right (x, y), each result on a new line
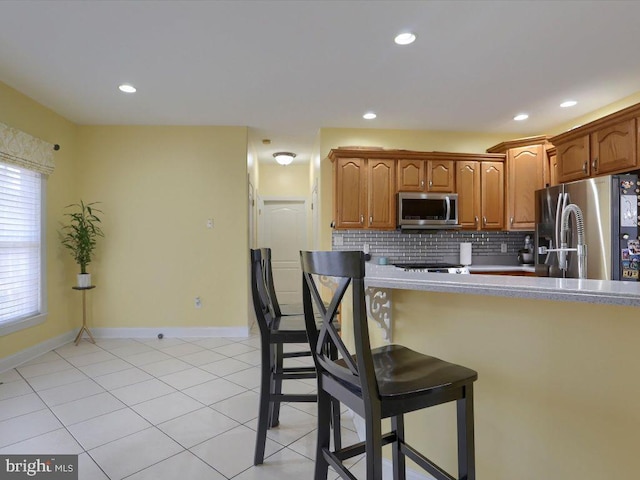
top-left (337, 344), bottom-right (476, 399)
top-left (300, 250), bottom-right (478, 480)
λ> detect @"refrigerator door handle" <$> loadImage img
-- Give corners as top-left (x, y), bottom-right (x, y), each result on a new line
top-left (555, 192), bottom-right (563, 259)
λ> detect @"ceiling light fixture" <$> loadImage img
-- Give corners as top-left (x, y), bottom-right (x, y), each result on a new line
top-left (273, 152), bottom-right (296, 166)
top-left (394, 32), bottom-right (416, 45)
top-left (560, 100), bottom-right (577, 108)
top-left (513, 113), bottom-right (529, 121)
top-left (118, 84), bottom-right (137, 93)
top-left (363, 112), bottom-right (377, 120)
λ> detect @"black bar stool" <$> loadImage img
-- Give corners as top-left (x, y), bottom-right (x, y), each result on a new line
top-left (250, 248), bottom-right (340, 465)
top-left (300, 250), bottom-right (478, 480)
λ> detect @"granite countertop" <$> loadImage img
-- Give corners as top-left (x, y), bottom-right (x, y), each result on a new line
top-left (365, 263), bottom-right (640, 307)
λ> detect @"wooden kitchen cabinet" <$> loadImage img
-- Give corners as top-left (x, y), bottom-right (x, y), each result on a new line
top-left (396, 159), bottom-right (424, 191)
top-left (481, 161), bottom-right (505, 230)
top-left (504, 145), bottom-right (543, 230)
top-left (367, 158), bottom-right (396, 229)
top-left (397, 159), bottom-right (454, 192)
top-left (331, 148), bottom-right (503, 231)
top-left (456, 160), bottom-right (504, 230)
top-left (590, 118), bottom-right (637, 175)
top-left (556, 135), bottom-right (590, 182)
top-left (487, 136), bottom-right (550, 230)
top-left (333, 156), bottom-right (366, 229)
top-left (331, 153), bottom-right (395, 230)
top-left (551, 102), bottom-right (640, 183)
top-left (546, 147), bottom-right (558, 186)
top-left (456, 161), bottom-right (481, 229)
top-left (427, 160), bottom-right (455, 192)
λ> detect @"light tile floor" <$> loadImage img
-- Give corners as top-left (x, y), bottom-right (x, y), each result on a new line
top-left (0, 329), bottom-right (369, 479)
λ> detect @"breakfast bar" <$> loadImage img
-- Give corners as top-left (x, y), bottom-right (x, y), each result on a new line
top-left (348, 264), bottom-right (640, 480)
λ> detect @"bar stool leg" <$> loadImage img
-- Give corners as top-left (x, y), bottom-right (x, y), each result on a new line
top-left (270, 343), bottom-right (284, 427)
top-left (314, 388), bottom-right (331, 480)
top-left (391, 415), bottom-right (406, 480)
top-left (457, 385), bottom-right (475, 480)
top-left (365, 406), bottom-right (383, 480)
top-left (254, 341), bottom-right (272, 465)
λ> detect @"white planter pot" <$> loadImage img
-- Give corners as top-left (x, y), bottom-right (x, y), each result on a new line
top-left (77, 273), bottom-right (91, 288)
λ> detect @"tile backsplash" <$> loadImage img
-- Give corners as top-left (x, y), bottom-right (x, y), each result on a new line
top-left (332, 229), bottom-right (533, 265)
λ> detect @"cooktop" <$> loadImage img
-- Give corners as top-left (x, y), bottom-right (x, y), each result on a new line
top-left (393, 263), bottom-right (464, 269)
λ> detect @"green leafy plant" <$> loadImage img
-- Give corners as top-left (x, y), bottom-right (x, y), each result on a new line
top-left (61, 201), bottom-right (104, 274)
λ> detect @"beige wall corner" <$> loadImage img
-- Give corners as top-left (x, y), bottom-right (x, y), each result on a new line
top-left (0, 81), bottom-right (80, 359)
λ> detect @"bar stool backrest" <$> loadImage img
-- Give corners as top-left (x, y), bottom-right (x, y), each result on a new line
top-left (300, 250), bottom-right (380, 403)
top-left (250, 249), bottom-right (279, 336)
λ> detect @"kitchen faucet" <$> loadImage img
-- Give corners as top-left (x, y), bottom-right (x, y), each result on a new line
top-left (539, 203), bottom-right (588, 279)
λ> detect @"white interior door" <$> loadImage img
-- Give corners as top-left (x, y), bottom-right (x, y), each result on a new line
top-left (259, 199), bottom-right (307, 305)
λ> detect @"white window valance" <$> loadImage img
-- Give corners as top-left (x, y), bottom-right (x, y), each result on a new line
top-left (0, 122), bottom-right (55, 175)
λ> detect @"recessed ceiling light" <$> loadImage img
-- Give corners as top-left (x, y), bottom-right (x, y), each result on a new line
top-left (363, 112), bottom-right (377, 120)
top-left (118, 84), bottom-right (136, 93)
top-left (513, 113), bottom-right (529, 121)
top-left (560, 100), bottom-right (577, 108)
top-left (394, 32), bottom-right (416, 45)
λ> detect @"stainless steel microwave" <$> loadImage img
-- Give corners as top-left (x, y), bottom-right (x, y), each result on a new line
top-left (397, 192), bottom-right (460, 229)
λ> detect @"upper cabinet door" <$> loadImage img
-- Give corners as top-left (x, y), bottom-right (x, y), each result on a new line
top-left (591, 118), bottom-right (637, 175)
top-left (481, 161), bottom-right (504, 230)
top-left (557, 135), bottom-right (590, 183)
top-left (334, 157), bottom-right (366, 229)
top-left (427, 160), bottom-right (455, 192)
top-left (506, 145), bottom-right (544, 230)
top-left (456, 161), bottom-right (481, 230)
top-left (396, 159), bottom-right (424, 191)
top-left (367, 159), bottom-right (396, 229)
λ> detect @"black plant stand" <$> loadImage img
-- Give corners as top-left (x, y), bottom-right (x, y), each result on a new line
top-left (72, 285), bottom-right (96, 345)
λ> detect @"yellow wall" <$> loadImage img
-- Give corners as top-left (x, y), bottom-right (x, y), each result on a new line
top-left (339, 287), bottom-right (640, 479)
top-left (549, 90), bottom-right (640, 135)
top-left (380, 290), bottom-right (640, 479)
top-left (76, 126), bottom-right (249, 329)
top-left (0, 82), bottom-right (80, 358)
top-left (258, 163), bottom-right (309, 197)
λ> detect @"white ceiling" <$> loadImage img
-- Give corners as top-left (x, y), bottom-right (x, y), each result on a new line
top-left (2, 1), bottom-right (640, 165)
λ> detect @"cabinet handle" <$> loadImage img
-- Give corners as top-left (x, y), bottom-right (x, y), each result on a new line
top-left (474, 216), bottom-right (479, 227)
top-left (510, 217), bottom-right (514, 226)
top-left (483, 216), bottom-right (487, 226)
top-left (592, 157), bottom-right (598, 171)
top-left (369, 216), bottom-right (373, 224)
top-left (582, 161), bottom-right (588, 173)
top-left (360, 214), bottom-right (364, 224)
top-left (429, 180), bottom-right (433, 188)
top-left (421, 180), bottom-right (425, 188)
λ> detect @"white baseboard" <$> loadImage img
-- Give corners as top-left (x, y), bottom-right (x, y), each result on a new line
top-left (0, 330), bottom-right (76, 374)
top-left (349, 410), bottom-right (435, 480)
top-left (0, 326), bottom-right (250, 374)
top-left (90, 326), bottom-right (250, 339)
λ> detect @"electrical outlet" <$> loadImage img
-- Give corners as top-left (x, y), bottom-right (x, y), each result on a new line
top-left (363, 243), bottom-right (370, 254)
top-left (195, 297), bottom-right (202, 308)
top-left (500, 243), bottom-right (508, 253)
top-left (206, 219), bottom-right (213, 229)
top-left (334, 234), bottom-right (344, 246)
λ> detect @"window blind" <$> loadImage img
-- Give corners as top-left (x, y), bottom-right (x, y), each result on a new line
top-left (0, 162), bottom-right (41, 325)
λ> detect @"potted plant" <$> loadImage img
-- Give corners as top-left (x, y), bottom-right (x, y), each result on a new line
top-left (61, 201), bottom-right (104, 288)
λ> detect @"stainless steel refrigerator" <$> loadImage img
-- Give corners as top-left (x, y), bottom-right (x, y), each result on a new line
top-left (534, 174), bottom-right (640, 280)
